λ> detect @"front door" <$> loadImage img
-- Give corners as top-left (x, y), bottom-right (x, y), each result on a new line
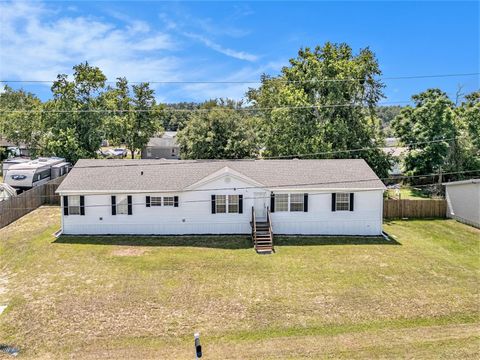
top-left (254, 192), bottom-right (267, 220)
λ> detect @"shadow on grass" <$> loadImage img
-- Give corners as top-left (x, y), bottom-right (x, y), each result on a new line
top-left (55, 234), bottom-right (401, 249)
top-left (55, 235), bottom-right (253, 249)
top-left (275, 235), bottom-right (401, 246)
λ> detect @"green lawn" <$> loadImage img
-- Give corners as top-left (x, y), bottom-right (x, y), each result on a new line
top-left (0, 207), bottom-right (479, 359)
top-left (386, 187), bottom-right (433, 200)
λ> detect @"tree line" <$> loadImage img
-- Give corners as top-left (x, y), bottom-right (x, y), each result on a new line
top-left (0, 42), bottom-right (478, 181)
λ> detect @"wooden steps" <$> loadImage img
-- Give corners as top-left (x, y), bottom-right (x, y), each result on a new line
top-left (251, 207), bottom-right (274, 254)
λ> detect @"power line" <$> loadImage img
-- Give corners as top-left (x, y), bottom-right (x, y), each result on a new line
top-left (3, 170), bottom-right (479, 205)
top-left (0, 89), bottom-right (462, 113)
top-left (0, 100), bottom-right (413, 113)
top-left (64, 169), bottom-right (480, 195)
top-left (1, 72), bottom-right (478, 85)
top-left (3, 174), bottom-right (476, 211)
top-left (2, 137), bottom-right (458, 172)
top-left (263, 138), bottom-right (454, 159)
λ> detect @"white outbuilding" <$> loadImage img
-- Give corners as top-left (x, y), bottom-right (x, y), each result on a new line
top-left (443, 179), bottom-right (480, 228)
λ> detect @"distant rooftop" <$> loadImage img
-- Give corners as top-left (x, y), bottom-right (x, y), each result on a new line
top-left (145, 132), bottom-right (179, 148)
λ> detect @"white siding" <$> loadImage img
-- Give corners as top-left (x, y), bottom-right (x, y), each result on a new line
top-left (445, 183), bottom-right (480, 228)
top-left (60, 174), bottom-right (384, 236)
top-left (271, 191), bottom-right (383, 235)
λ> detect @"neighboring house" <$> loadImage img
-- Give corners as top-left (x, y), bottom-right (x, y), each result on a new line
top-left (141, 132), bottom-right (180, 159)
top-left (443, 179), bottom-right (480, 228)
top-left (0, 138), bottom-right (31, 157)
top-left (56, 159), bottom-right (386, 241)
top-left (382, 146), bottom-right (408, 176)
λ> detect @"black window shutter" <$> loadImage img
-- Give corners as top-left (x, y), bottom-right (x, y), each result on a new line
top-left (63, 196), bottom-right (69, 216)
top-left (127, 195), bottom-right (133, 215)
top-left (350, 193), bottom-right (354, 211)
top-left (146, 196), bottom-right (150, 207)
top-left (331, 193), bottom-right (336, 212)
top-left (211, 195), bottom-right (216, 214)
top-left (174, 196), bottom-right (179, 207)
top-left (238, 195), bottom-right (243, 214)
top-left (304, 193), bottom-right (308, 212)
top-left (80, 196), bottom-right (85, 215)
top-left (111, 195), bottom-right (116, 215)
top-left (270, 193), bottom-right (275, 212)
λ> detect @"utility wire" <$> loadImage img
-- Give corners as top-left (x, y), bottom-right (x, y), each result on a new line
top-left (3, 137), bottom-right (456, 171)
top-left (1, 72), bottom-right (479, 84)
top-left (0, 100), bottom-right (413, 113)
top-left (262, 138), bottom-right (454, 159)
top-left (3, 169), bottom-right (479, 205)
top-left (59, 169), bottom-right (480, 195)
top-left (2, 176), bottom-right (474, 211)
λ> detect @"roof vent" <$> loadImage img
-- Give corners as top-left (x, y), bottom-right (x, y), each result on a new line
top-left (141, 171), bottom-right (144, 176)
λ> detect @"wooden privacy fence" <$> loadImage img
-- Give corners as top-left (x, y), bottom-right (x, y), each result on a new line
top-left (383, 199), bottom-right (447, 219)
top-left (0, 175), bottom-right (65, 229)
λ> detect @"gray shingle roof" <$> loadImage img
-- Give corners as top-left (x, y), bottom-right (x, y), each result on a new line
top-left (56, 159), bottom-right (386, 193)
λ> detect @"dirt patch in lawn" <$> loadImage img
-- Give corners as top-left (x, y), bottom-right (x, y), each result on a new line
top-left (111, 247), bottom-right (150, 257)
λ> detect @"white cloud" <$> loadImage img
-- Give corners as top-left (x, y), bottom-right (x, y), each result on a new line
top-left (165, 60), bottom-right (287, 102)
top-left (0, 1), bottom-right (179, 84)
top-left (0, 1), bottom-right (269, 102)
top-left (183, 32), bottom-right (258, 62)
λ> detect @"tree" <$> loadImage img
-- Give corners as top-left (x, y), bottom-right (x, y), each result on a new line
top-left (159, 102), bottom-right (201, 131)
top-left (392, 89), bottom-right (470, 179)
top-left (0, 85), bottom-right (43, 156)
top-left (458, 91), bottom-right (480, 149)
top-left (43, 62), bottom-right (107, 163)
top-left (376, 105), bottom-right (403, 136)
top-left (247, 43), bottom-right (392, 178)
top-left (456, 91), bottom-right (480, 172)
top-left (102, 77), bottom-right (132, 145)
top-left (177, 102), bottom-right (260, 159)
top-left (103, 79), bottom-right (162, 158)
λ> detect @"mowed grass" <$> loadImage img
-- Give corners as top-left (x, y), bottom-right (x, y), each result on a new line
top-left (0, 207), bottom-right (479, 359)
top-left (386, 187), bottom-right (433, 200)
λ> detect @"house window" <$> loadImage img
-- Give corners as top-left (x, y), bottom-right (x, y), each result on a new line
top-left (275, 194), bottom-right (289, 212)
top-left (68, 195), bottom-right (81, 215)
top-left (163, 196), bottom-right (174, 206)
top-left (290, 193), bottom-right (304, 212)
top-left (117, 195), bottom-right (129, 214)
top-left (215, 195), bottom-right (227, 213)
top-left (228, 195), bottom-right (239, 213)
top-left (335, 193), bottom-right (350, 211)
top-left (151, 196), bottom-right (162, 206)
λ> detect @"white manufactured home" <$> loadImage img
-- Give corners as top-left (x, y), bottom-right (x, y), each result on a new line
top-left (56, 159), bottom-right (386, 251)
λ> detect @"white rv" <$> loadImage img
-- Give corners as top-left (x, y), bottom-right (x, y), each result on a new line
top-left (2, 157), bottom-right (31, 178)
top-left (5, 157), bottom-right (70, 190)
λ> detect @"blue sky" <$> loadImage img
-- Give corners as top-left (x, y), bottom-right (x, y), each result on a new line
top-left (1, 1), bottom-right (479, 103)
